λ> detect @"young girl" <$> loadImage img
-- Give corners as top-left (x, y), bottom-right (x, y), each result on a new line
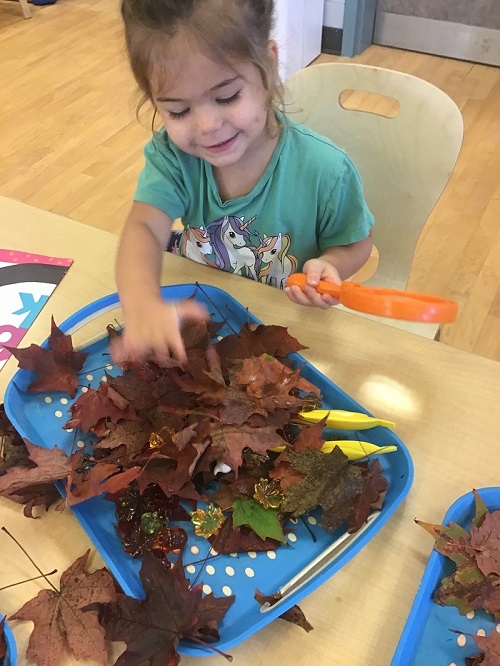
top-left (115, 0), bottom-right (374, 364)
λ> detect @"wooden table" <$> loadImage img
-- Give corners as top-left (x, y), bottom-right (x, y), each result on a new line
top-left (1, 197), bottom-right (499, 666)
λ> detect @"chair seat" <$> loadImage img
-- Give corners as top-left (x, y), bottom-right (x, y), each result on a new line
top-left (284, 62), bottom-right (463, 339)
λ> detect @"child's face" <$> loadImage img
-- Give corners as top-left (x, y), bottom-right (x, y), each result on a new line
top-left (150, 40), bottom-right (277, 170)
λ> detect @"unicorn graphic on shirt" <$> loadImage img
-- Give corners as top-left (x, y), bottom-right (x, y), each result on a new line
top-left (181, 225), bottom-right (217, 268)
top-left (207, 215), bottom-right (260, 279)
top-left (257, 233), bottom-right (298, 289)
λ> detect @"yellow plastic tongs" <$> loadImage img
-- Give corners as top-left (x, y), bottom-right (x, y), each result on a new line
top-left (295, 409), bottom-right (396, 431)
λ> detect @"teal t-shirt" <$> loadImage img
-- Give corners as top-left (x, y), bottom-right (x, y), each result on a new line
top-left (134, 116), bottom-right (374, 289)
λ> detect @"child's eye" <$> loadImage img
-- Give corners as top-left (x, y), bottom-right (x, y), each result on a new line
top-left (216, 91), bottom-right (241, 105)
top-left (168, 108), bottom-right (190, 120)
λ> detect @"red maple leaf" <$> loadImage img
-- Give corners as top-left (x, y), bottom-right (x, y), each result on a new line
top-left (470, 511), bottom-right (500, 577)
top-left (66, 451), bottom-right (142, 506)
top-left (64, 383), bottom-right (137, 435)
top-left (201, 422), bottom-right (286, 476)
top-left (0, 441), bottom-right (71, 505)
top-left (102, 551), bottom-right (234, 665)
top-left (215, 323), bottom-right (306, 371)
top-left (6, 318), bottom-right (88, 397)
top-left (467, 630), bottom-right (500, 666)
top-left (348, 459), bottom-right (389, 533)
top-left (9, 550), bottom-right (116, 666)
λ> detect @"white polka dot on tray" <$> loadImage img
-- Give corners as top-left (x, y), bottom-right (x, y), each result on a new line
top-left (449, 663), bottom-right (457, 666)
top-left (477, 629), bottom-right (486, 637)
top-left (190, 545), bottom-right (200, 555)
top-left (230, 552), bottom-right (238, 558)
top-left (44, 397), bottom-right (53, 403)
top-left (289, 518), bottom-right (298, 524)
top-left (287, 533), bottom-right (297, 543)
top-left (222, 585), bottom-right (232, 596)
top-left (266, 551), bottom-right (276, 560)
top-left (186, 565), bottom-right (196, 574)
top-left (54, 411), bottom-right (63, 418)
top-left (209, 548), bottom-right (218, 556)
top-left (203, 584), bottom-right (212, 595)
top-left (496, 624), bottom-right (500, 633)
top-left (456, 634), bottom-right (467, 647)
top-left (81, 386), bottom-right (89, 393)
top-left (225, 566), bottom-right (235, 576)
top-left (244, 567), bottom-right (255, 578)
top-left (106, 364), bottom-right (113, 370)
top-left (66, 428), bottom-right (73, 433)
top-left (60, 398), bottom-right (68, 405)
top-left (248, 552), bottom-right (257, 559)
top-left (466, 611), bottom-right (475, 619)
top-left (206, 565), bottom-right (215, 575)
top-left (101, 376), bottom-right (107, 382)
top-left (77, 440), bottom-right (85, 448)
top-left (86, 374), bottom-right (93, 381)
top-left (307, 516), bottom-right (317, 525)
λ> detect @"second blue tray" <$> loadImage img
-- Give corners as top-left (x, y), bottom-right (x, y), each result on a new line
top-left (392, 487), bottom-right (500, 665)
top-left (4, 284), bottom-right (414, 656)
top-left (1, 615), bottom-right (17, 666)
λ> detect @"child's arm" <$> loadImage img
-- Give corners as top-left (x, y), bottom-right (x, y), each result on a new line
top-left (285, 232), bottom-right (373, 309)
top-left (113, 201), bottom-right (207, 364)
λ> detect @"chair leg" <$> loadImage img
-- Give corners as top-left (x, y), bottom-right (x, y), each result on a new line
top-left (433, 326), bottom-right (442, 342)
top-left (18, 0), bottom-right (32, 19)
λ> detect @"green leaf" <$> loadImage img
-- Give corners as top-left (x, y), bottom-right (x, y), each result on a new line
top-left (232, 498), bottom-right (287, 543)
top-left (434, 562), bottom-right (486, 615)
top-left (473, 489), bottom-right (489, 528)
top-left (416, 520), bottom-right (475, 568)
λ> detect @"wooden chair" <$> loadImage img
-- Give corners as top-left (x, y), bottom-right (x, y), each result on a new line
top-left (284, 62), bottom-right (463, 338)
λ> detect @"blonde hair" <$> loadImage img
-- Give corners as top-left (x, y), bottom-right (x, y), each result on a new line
top-left (121, 0), bottom-right (283, 118)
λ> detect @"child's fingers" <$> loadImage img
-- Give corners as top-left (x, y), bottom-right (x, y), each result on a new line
top-left (286, 285), bottom-right (333, 309)
top-left (176, 299), bottom-right (209, 325)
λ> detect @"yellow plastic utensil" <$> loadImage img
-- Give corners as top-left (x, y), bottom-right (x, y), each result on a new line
top-left (296, 409), bottom-right (395, 431)
top-left (269, 440), bottom-right (397, 461)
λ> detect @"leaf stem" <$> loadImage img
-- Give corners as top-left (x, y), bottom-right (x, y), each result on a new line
top-left (0, 570), bottom-right (58, 592)
top-left (185, 634), bottom-right (233, 661)
top-left (1, 527), bottom-right (60, 594)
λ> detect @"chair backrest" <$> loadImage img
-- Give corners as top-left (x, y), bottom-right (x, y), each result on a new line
top-left (284, 63), bottom-right (464, 292)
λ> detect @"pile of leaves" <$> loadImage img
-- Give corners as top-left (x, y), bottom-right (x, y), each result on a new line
top-left (417, 490), bottom-right (500, 665)
top-left (0, 311), bottom-right (391, 663)
top-left (5, 548), bottom-right (234, 666)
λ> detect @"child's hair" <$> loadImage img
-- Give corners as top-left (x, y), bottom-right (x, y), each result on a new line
top-left (121, 0), bottom-right (283, 117)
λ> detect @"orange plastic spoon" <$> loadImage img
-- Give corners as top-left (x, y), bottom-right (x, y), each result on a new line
top-left (286, 273), bottom-right (458, 323)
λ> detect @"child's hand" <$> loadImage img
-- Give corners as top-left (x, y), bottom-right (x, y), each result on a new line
top-left (285, 259), bottom-right (342, 309)
top-left (112, 298), bottom-right (208, 366)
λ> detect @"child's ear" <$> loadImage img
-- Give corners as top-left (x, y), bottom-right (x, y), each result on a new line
top-left (267, 40), bottom-right (279, 70)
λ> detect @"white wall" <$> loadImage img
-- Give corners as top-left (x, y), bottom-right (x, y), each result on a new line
top-left (273, 0), bottom-right (325, 80)
top-left (324, 0), bottom-right (345, 29)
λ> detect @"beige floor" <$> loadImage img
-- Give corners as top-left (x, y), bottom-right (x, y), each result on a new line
top-left (1, 0), bottom-right (499, 361)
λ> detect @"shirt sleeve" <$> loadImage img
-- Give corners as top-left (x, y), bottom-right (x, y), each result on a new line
top-left (133, 132), bottom-right (189, 220)
top-left (317, 153), bottom-right (374, 251)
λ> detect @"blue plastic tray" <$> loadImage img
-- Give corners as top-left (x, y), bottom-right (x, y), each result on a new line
top-left (392, 487), bottom-right (500, 665)
top-left (4, 284), bottom-right (414, 656)
top-left (1, 615), bottom-right (17, 666)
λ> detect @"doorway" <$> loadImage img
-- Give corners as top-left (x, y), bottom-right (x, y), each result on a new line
top-left (373, 0), bottom-right (500, 66)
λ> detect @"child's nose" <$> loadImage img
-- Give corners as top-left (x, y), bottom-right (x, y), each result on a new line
top-left (195, 106), bottom-right (223, 135)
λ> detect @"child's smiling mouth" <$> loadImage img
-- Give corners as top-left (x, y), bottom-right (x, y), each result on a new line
top-left (204, 133), bottom-right (240, 154)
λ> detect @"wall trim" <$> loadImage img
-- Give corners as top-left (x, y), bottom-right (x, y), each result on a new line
top-left (321, 26), bottom-right (343, 55)
top-left (374, 12), bottom-right (500, 67)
